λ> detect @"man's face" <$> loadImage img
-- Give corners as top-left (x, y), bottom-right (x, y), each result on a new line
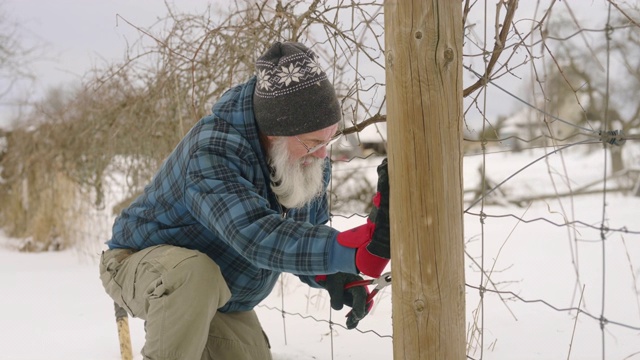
top-left (267, 123), bottom-right (339, 209)
top-left (283, 123), bottom-right (340, 164)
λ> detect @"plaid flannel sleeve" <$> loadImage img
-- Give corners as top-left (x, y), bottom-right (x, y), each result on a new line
top-left (183, 140), bottom-right (346, 275)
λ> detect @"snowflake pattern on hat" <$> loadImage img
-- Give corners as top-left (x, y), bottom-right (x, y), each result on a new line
top-left (255, 49), bottom-right (328, 98)
top-left (278, 63), bottom-right (303, 86)
top-left (253, 42), bottom-right (341, 136)
top-left (256, 69), bottom-right (272, 91)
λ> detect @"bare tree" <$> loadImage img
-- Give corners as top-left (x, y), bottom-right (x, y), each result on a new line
top-left (539, 6), bottom-right (640, 173)
top-left (0, 4), bottom-right (36, 108)
top-left (0, 0), bottom-right (536, 250)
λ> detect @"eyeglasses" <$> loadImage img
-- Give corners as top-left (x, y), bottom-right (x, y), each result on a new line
top-left (294, 133), bottom-right (341, 154)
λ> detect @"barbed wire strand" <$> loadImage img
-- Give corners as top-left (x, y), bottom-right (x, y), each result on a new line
top-left (465, 284), bottom-right (640, 332)
top-left (465, 210), bottom-right (640, 235)
top-left (256, 304), bottom-right (393, 338)
top-left (255, 280), bottom-right (640, 341)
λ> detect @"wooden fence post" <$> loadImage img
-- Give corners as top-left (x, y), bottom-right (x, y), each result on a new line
top-left (385, 0), bottom-right (465, 358)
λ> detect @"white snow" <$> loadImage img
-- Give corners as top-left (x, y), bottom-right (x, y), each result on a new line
top-left (1, 147), bottom-right (640, 359)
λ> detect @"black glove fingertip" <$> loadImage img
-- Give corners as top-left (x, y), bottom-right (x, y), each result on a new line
top-left (331, 299), bottom-right (344, 311)
top-left (346, 314), bottom-right (360, 329)
top-left (327, 282), bottom-right (345, 311)
top-left (348, 287), bottom-right (368, 320)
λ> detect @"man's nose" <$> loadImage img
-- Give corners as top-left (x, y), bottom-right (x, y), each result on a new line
top-left (311, 145), bottom-right (328, 159)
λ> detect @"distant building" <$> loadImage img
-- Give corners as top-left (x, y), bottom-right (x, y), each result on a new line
top-left (497, 94), bottom-right (589, 151)
top-left (333, 122), bottom-right (387, 158)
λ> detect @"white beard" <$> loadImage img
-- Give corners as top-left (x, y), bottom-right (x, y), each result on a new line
top-left (268, 138), bottom-right (326, 209)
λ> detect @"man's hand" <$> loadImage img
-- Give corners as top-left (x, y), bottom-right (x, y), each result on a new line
top-left (316, 273), bottom-right (371, 329)
top-left (336, 158), bottom-right (391, 278)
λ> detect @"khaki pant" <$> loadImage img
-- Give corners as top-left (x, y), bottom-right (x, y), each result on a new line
top-left (99, 245), bottom-right (272, 360)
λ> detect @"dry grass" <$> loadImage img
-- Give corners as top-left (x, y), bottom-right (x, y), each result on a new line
top-left (0, 131), bottom-right (79, 251)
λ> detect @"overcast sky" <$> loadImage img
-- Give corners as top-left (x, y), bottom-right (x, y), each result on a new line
top-left (6, 0), bottom-right (207, 86)
top-left (0, 1), bottom-right (610, 129)
top-left (1, 0), bottom-right (209, 127)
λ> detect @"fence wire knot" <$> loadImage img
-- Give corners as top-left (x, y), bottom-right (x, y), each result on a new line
top-left (599, 316), bottom-right (609, 330)
top-left (599, 129), bottom-right (626, 146)
top-left (478, 285), bottom-right (486, 298)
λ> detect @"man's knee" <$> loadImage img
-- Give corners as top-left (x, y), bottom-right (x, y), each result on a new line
top-left (100, 245), bottom-right (231, 317)
top-left (139, 246), bottom-right (231, 310)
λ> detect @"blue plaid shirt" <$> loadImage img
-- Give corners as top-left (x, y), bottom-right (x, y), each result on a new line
top-left (107, 77), bottom-right (356, 312)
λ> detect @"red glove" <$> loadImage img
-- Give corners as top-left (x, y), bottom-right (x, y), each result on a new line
top-left (337, 159), bottom-right (390, 278)
top-left (337, 212), bottom-right (389, 278)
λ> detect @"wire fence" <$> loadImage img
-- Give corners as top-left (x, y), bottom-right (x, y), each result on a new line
top-left (249, 132), bottom-right (640, 360)
top-left (253, 2), bottom-right (640, 358)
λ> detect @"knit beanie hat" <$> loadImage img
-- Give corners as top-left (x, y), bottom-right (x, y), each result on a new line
top-left (253, 42), bottom-right (342, 136)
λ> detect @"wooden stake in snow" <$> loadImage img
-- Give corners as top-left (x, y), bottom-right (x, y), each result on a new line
top-left (114, 302), bottom-right (133, 360)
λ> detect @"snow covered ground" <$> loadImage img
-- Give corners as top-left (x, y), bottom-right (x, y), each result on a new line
top-left (1, 147), bottom-right (640, 359)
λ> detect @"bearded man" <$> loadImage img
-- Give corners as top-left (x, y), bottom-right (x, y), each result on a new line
top-left (99, 41), bottom-right (390, 360)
